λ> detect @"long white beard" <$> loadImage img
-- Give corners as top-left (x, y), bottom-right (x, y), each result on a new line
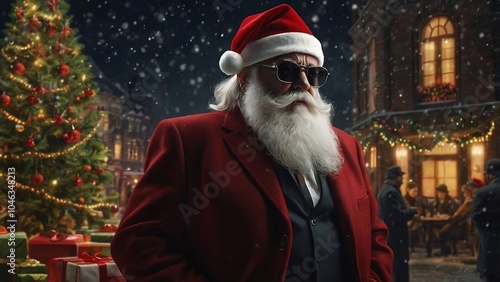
top-left (240, 73), bottom-right (344, 176)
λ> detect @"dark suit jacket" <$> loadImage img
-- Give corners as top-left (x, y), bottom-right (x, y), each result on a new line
top-left (472, 178), bottom-right (500, 278)
top-left (111, 109), bottom-right (393, 281)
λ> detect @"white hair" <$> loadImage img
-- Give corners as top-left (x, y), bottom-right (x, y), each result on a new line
top-left (209, 75), bottom-right (241, 111)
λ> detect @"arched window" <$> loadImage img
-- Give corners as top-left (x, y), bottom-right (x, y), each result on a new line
top-left (419, 16), bottom-right (456, 103)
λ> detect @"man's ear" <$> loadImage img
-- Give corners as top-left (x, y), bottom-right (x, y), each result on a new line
top-left (237, 68), bottom-right (250, 91)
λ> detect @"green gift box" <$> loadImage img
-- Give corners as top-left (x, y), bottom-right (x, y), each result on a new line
top-left (0, 232), bottom-right (28, 259)
top-left (14, 273), bottom-right (48, 282)
top-left (16, 259), bottom-right (47, 274)
top-left (74, 229), bottom-right (98, 242)
top-left (89, 232), bottom-right (114, 243)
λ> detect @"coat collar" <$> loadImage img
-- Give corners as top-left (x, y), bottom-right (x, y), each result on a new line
top-left (222, 109), bottom-right (291, 223)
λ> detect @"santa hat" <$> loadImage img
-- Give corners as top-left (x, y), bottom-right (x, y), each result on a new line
top-left (467, 178), bottom-right (484, 188)
top-left (219, 4), bottom-right (324, 75)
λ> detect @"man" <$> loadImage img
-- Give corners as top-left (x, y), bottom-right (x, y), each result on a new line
top-left (377, 166), bottom-right (417, 282)
top-left (472, 159), bottom-right (500, 282)
top-left (111, 4), bottom-right (393, 281)
top-left (431, 184), bottom-right (459, 217)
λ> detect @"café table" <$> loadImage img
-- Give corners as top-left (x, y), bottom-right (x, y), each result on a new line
top-left (419, 215), bottom-right (450, 257)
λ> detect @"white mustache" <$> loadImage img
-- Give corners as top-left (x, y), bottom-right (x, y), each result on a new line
top-left (269, 91), bottom-right (332, 115)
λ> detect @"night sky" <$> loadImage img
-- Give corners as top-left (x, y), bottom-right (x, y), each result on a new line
top-left (0, 0), bottom-right (354, 130)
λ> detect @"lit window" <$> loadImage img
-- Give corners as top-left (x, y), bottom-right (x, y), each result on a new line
top-left (419, 16), bottom-right (456, 103)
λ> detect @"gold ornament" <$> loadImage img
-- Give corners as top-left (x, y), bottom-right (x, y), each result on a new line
top-left (15, 124), bottom-right (25, 132)
top-left (37, 110), bottom-right (46, 121)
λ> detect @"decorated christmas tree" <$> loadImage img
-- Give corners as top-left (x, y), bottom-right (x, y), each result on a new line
top-left (0, 0), bottom-right (116, 236)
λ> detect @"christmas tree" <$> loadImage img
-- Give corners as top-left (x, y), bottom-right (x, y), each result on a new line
top-left (0, 0), bottom-right (116, 236)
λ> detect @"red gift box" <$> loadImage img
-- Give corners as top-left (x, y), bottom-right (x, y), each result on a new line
top-left (66, 253), bottom-right (125, 282)
top-left (28, 232), bottom-right (83, 263)
top-left (46, 256), bottom-right (82, 282)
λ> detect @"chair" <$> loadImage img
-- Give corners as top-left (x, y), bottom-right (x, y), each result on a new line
top-left (451, 218), bottom-right (477, 256)
top-left (466, 218), bottom-right (478, 256)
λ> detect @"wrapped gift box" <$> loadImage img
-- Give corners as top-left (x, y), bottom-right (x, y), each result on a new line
top-left (77, 242), bottom-right (111, 257)
top-left (65, 259), bottom-right (125, 282)
top-left (0, 232), bottom-right (28, 259)
top-left (28, 234), bottom-right (83, 263)
top-left (74, 229), bottom-right (98, 242)
top-left (6, 259), bottom-right (47, 282)
top-left (89, 232), bottom-right (114, 243)
top-left (46, 255), bottom-right (124, 282)
top-left (46, 257), bottom-right (81, 282)
top-left (11, 273), bottom-right (48, 282)
top-left (16, 259), bottom-right (47, 274)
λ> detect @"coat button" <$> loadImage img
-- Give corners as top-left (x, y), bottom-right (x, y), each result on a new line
top-left (279, 235), bottom-right (289, 250)
top-left (310, 219), bottom-right (317, 226)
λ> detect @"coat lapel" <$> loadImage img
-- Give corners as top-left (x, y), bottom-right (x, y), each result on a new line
top-left (222, 110), bottom-right (290, 221)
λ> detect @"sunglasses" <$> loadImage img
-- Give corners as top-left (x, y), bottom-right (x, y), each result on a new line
top-left (259, 61), bottom-right (330, 87)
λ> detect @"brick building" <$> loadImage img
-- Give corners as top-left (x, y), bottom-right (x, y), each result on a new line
top-left (90, 58), bottom-right (153, 208)
top-left (349, 0), bottom-right (500, 198)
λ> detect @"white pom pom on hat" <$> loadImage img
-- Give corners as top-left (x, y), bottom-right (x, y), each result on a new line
top-left (219, 4), bottom-right (324, 76)
top-left (219, 51), bottom-right (244, 76)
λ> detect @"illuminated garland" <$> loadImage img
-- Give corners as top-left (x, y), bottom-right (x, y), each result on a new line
top-left (352, 103), bottom-right (500, 152)
top-left (0, 107), bottom-right (94, 126)
top-left (7, 73), bottom-right (70, 94)
top-left (1, 115), bottom-right (103, 160)
top-left (1, 43), bottom-right (32, 61)
top-left (15, 182), bottom-right (115, 210)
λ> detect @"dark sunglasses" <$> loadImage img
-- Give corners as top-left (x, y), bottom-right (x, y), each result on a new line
top-left (259, 61), bottom-right (330, 87)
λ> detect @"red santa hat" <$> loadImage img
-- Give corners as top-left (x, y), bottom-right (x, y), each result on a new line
top-left (467, 178), bottom-right (484, 188)
top-left (219, 4), bottom-right (324, 75)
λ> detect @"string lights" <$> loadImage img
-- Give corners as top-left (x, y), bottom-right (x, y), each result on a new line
top-left (0, 115), bottom-right (103, 160)
top-left (352, 102), bottom-right (500, 152)
top-left (15, 182), bottom-right (116, 210)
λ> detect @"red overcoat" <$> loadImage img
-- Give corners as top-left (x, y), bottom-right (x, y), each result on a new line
top-left (111, 109), bottom-right (393, 281)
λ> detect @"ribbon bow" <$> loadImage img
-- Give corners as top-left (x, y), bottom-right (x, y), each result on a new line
top-left (19, 259), bottom-right (41, 268)
top-left (99, 224), bottom-right (117, 232)
top-left (39, 230), bottom-right (68, 242)
top-left (81, 252), bottom-right (108, 263)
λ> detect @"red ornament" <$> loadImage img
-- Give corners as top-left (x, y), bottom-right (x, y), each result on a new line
top-left (15, 7), bottom-right (24, 20)
top-left (0, 93), bottom-right (11, 106)
top-left (111, 205), bottom-right (119, 213)
top-left (13, 62), bottom-right (26, 75)
top-left (83, 88), bottom-right (95, 98)
top-left (46, 24), bottom-right (57, 37)
top-left (58, 63), bottom-right (70, 76)
top-left (67, 106), bottom-right (74, 113)
top-left (75, 96), bottom-right (81, 102)
top-left (29, 17), bottom-right (42, 30)
top-left (61, 133), bottom-right (71, 143)
top-left (47, 0), bottom-right (61, 11)
top-left (84, 165), bottom-right (92, 172)
top-left (26, 137), bottom-right (35, 148)
top-left (62, 26), bottom-right (72, 36)
top-left (26, 95), bottom-right (39, 105)
top-left (31, 173), bottom-right (44, 186)
top-left (74, 175), bottom-right (83, 187)
top-left (53, 114), bottom-right (64, 125)
top-left (78, 196), bottom-right (86, 204)
top-left (95, 168), bottom-right (104, 175)
top-left (69, 129), bottom-right (81, 143)
top-left (35, 86), bottom-right (47, 94)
